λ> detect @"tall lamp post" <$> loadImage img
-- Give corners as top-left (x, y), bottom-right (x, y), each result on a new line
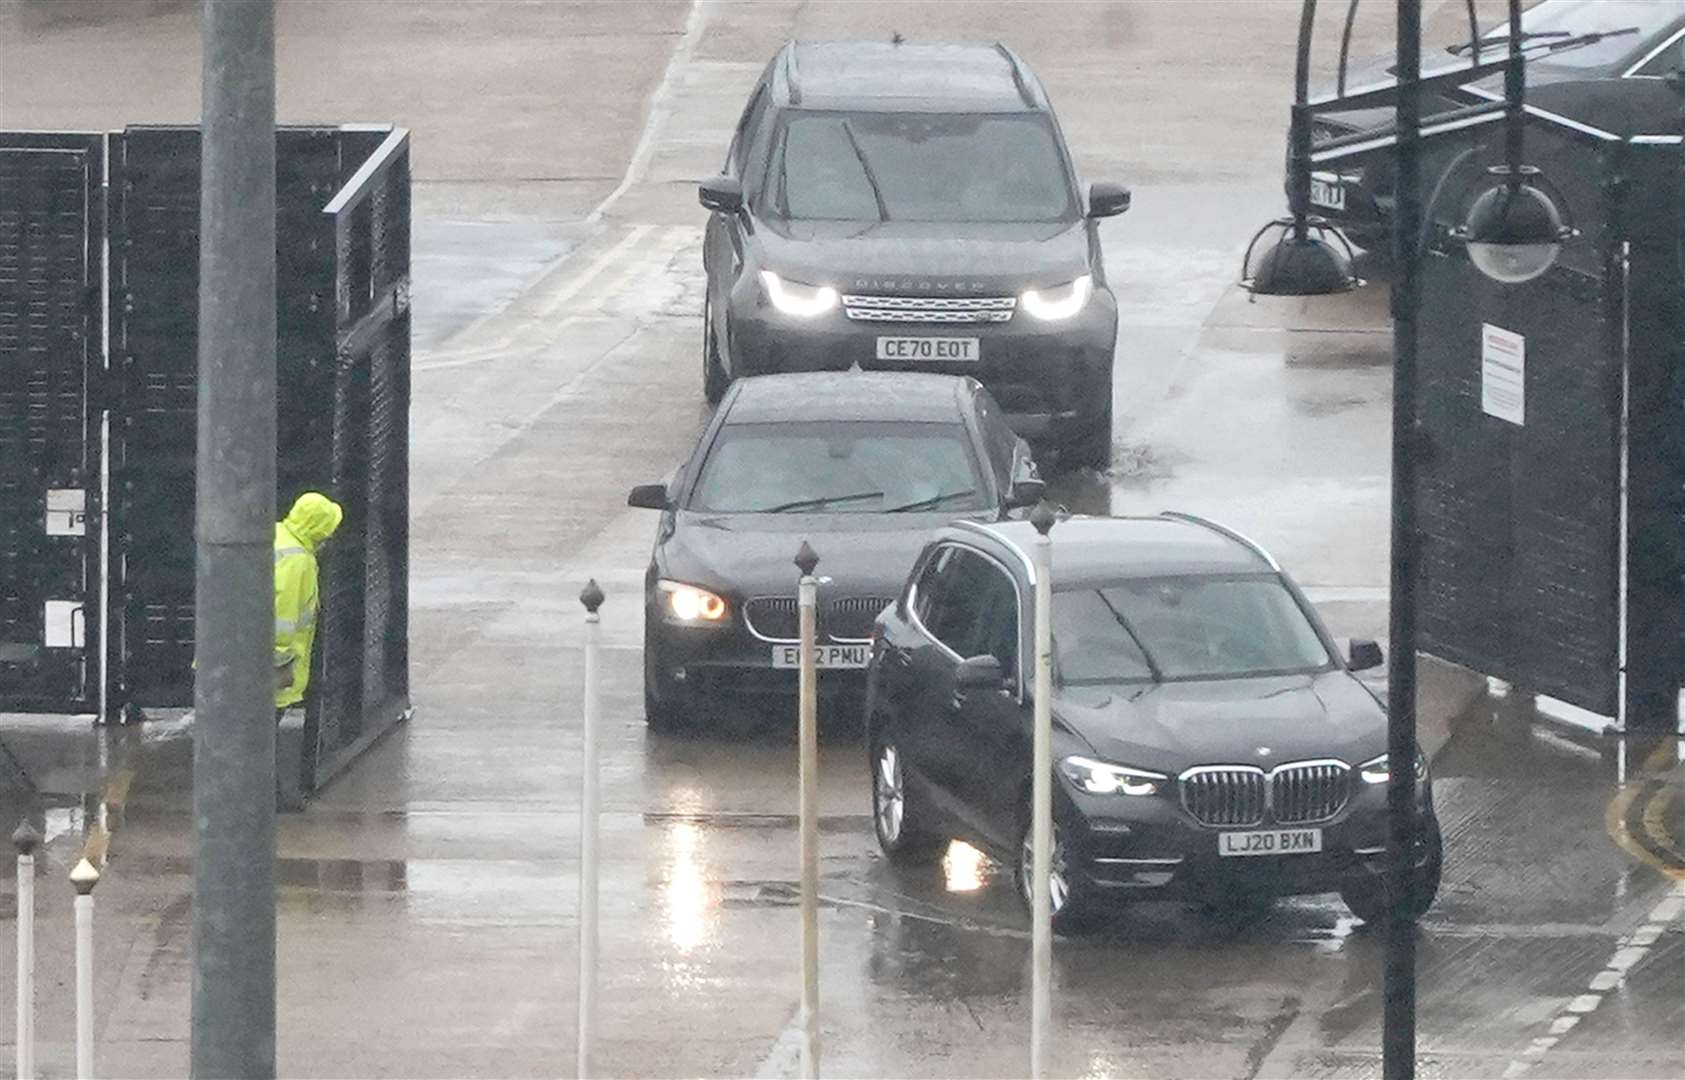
top-left (1244, 2), bottom-right (1571, 1077)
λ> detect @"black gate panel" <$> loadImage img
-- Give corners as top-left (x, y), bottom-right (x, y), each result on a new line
top-left (0, 134), bottom-right (104, 712)
top-left (1416, 127), bottom-right (1623, 715)
top-left (308, 129), bottom-right (411, 789)
top-left (111, 126), bottom-right (340, 709)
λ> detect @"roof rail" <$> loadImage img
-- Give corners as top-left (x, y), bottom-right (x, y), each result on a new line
top-left (784, 43), bottom-right (802, 106)
top-left (992, 42), bottom-right (1036, 108)
top-left (1157, 512), bottom-right (1280, 570)
top-left (952, 520), bottom-right (1037, 585)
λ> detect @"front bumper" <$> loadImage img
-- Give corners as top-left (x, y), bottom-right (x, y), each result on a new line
top-left (725, 287), bottom-right (1117, 446)
top-left (1307, 169), bottom-right (1392, 247)
top-left (1060, 778), bottom-right (1435, 899)
top-left (646, 611), bottom-right (870, 710)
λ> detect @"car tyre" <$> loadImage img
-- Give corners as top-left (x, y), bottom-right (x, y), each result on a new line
top-left (1062, 403), bottom-right (1114, 472)
top-left (1339, 816), bottom-right (1443, 925)
top-left (1016, 809), bottom-right (1102, 934)
top-left (872, 735), bottom-right (945, 865)
top-left (703, 293), bottom-right (729, 405)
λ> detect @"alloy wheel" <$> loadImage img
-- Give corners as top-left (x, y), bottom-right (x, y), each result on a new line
top-left (1020, 822), bottom-right (1070, 915)
top-left (875, 742), bottom-right (905, 845)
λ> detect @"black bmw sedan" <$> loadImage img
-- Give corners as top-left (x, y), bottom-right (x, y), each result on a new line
top-left (865, 514), bottom-right (1441, 929)
top-left (629, 371), bottom-right (1043, 731)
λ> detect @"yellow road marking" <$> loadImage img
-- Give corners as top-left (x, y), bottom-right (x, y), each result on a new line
top-left (1605, 739), bottom-right (1685, 880)
top-left (77, 763), bottom-right (135, 870)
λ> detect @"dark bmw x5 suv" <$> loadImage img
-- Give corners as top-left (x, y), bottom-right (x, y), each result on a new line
top-left (865, 515), bottom-right (1442, 930)
top-left (699, 41), bottom-right (1130, 470)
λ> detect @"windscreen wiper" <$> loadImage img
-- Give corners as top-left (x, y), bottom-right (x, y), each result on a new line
top-left (1446, 29), bottom-right (1569, 57)
top-left (1536, 26), bottom-right (1641, 57)
top-left (840, 120), bottom-right (891, 222)
top-left (885, 489), bottom-right (976, 513)
top-left (759, 490), bottom-right (884, 513)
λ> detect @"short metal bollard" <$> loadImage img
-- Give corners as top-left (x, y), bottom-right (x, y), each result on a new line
top-left (794, 541), bottom-right (821, 1080)
top-left (576, 579), bottom-right (605, 1080)
top-left (1029, 502), bottom-right (1057, 1079)
top-left (71, 858), bottom-right (99, 1080)
top-left (14, 820), bottom-right (41, 1080)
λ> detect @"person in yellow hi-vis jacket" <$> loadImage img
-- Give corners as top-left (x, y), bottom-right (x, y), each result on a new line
top-left (274, 492), bottom-right (344, 711)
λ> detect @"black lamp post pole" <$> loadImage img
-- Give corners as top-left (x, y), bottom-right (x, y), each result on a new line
top-left (1288, 0), bottom-right (1320, 243)
top-left (1384, 0), bottom-right (1423, 1076)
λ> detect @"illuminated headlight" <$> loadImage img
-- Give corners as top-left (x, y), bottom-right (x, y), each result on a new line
top-left (1020, 274), bottom-right (1092, 321)
top-left (658, 580), bottom-right (729, 624)
top-left (1060, 755), bottom-right (1166, 796)
top-left (760, 270), bottom-right (838, 317)
top-left (1359, 752), bottom-right (1428, 785)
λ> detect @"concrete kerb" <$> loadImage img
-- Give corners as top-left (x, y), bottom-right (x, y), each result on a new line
top-left (1417, 653), bottom-right (1488, 763)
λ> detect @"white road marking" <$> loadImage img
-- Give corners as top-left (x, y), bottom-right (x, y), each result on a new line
top-left (584, 0), bottom-right (709, 226)
top-left (422, 0), bottom-right (708, 353)
top-left (1502, 880), bottom-right (1685, 1076)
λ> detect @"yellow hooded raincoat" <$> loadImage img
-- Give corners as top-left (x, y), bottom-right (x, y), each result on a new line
top-left (274, 493), bottom-right (344, 709)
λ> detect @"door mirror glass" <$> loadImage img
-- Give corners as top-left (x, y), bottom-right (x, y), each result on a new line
top-left (955, 654), bottom-right (1006, 691)
top-left (1348, 638), bottom-right (1384, 672)
top-left (1087, 180), bottom-right (1131, 218)
top-left (628, 483), bottom-right (670, 510)
top-left (699, 175), bottom-right (744, 214)
top-left (1006, 476), bottom-right (1046, 509)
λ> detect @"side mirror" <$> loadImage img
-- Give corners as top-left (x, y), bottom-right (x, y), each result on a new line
top-left (1087, 180), bottom-right (1131, 219)
top-left (955, 654), bottom-right (1006, 692)
top-left (1006, 476), bottom-right (1046, 509)
top-left (628, 483), bottom-right (670, 510)
top-left (699, 175), bottom-right (744, 214)
top-left (1348, 638), bottom-right (1384, 672)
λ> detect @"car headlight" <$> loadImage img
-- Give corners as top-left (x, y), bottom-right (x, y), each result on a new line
top-left (657, 580), bottom-right (729, 624)
top-left (1020, 274), bottom-right (1092, 321)
top-left (1060, 755), bottom-right (1166, 796)
top-left (760, 270), bottom-right (838, 317)
top-left (1359, 752), bottom-right (1428, 785)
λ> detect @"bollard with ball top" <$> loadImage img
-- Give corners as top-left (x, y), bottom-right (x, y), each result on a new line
top-left (795, 540), bottom-right (821, 1079)
top-left (14, 819), bottom-right (41, 1080)
top-left (71, 857), bottom-right (100, 1080)
top-left (576, 578), bottom-right (605, 1079)
top-left (1029, 500), bottom-right (1057, 1078)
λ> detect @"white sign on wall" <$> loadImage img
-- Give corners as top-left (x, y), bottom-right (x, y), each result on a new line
top-left (1481, 323), bottom-right (1525, 426)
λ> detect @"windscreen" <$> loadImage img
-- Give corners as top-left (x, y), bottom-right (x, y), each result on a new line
top-left (1464, 0), bottom-right (1679, 71)
top-left (764, 111), bottom-right (1075, 223)
top-left (688, 421), bottom-right (985, 515)
top-left (1053, 575), bottom-right (1332, 682)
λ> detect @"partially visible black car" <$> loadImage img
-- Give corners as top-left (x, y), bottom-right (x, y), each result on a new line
top-left (1305, 0), bottom-right (1685, 249)
top-left (864, 514), bottom-right (1441, 929)
top-left (698, 40), bottom-right (1128, 470)
top-left (629, 371), bottom-right (1044, 731)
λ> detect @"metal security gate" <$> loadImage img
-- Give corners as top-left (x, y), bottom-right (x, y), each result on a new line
top-left (110, 125), bottom-right (345, 711)
top-left (309, 128), bottom-right (412, 788)
top-left (0, 134), bottom-right (105, 714)
top-left (1, 123), bottom-right (411, 789)
top-left (1412, 115), bottom-right (1684, 725)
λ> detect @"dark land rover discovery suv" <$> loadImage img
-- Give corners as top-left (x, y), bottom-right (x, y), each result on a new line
top-left (699, 40), bottom-right (1129, 470)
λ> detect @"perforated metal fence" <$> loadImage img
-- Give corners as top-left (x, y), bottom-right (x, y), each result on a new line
top-left (0, 122), bottom-right (411, 787)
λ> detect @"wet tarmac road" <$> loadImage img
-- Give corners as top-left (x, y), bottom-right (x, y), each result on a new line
top-left (3, 1), bottom-right (1685, 1076)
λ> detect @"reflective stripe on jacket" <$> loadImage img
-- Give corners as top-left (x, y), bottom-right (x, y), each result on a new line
top-left (274, 522), bottom-right (320, 708)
